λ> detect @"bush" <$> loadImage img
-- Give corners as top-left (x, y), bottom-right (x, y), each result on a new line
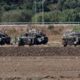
top-left (32, 11), bottom-right (61, 22)
top-left (73, 26), bottom-right (80, 32)
top-left (32, 9), bottom-right (80, 22)
top-left (1, 9), bottom-right (33, 22)
top-left (0, 0), bottom-right (80, 22)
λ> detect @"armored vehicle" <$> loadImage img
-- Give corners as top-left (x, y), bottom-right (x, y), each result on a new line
top-left (18, 29), bottom-right (48, 46)
top-left (0, 32), bottom-right (11, 45)
top-left (62, 31), bottom-right (80, 47)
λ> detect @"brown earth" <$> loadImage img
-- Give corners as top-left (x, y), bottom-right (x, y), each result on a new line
top-left (0, 46), bottom-right (80, 56)
top-left (0, 47), bottom-right (79, 80)
top-left (0, 24), bottom-right (78, 80)
top-left (0, 56), bottom-right (80, 80)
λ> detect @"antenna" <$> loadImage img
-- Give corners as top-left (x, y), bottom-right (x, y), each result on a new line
top-left (33, 0), bottom-right (37, 28)
top-left (42, 0), bottom-right (44, 24)
top-left (42, 0), bottom-right (45, 24)
top-left (34, 0), bottom-right (45, 24)
top-left (34, 0), bottom-right (37, 23)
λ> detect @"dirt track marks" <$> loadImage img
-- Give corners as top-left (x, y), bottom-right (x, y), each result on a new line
top-left (0, 57), bottom-right (80, 79)
top-left (0, 47), bottom-right (80, 56)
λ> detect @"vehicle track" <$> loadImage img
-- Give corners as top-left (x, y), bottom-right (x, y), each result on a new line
top-left (0, 57), bottom-right (80, 80)
top-left (0, 46), bottom-right (80, 56)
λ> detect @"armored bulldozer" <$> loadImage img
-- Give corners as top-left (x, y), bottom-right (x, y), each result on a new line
top-left (0, 32), bottom-right (11, 45)
top-left (62, 31), bottom-right (80, 47)
top-left (18, 29), bottom-right (48, 46)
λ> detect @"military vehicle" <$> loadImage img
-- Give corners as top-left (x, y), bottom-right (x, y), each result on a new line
top-left (18, 29), bottom-right (48, 46)
top-left (62, 31), bottom-right (80, 47)
top-left (0, 32), bottom-right (11, 45)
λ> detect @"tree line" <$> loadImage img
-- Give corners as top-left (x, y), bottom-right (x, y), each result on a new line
top-left (0, 0), bottom-right (80, 22)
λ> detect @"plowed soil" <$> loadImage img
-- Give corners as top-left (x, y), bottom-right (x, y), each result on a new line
top-left (0, 57), bottom-right (80, 80)
top-left (0, 46), bottom-right (80, 56)
top-left (0, 46), bottom-right (80, 80)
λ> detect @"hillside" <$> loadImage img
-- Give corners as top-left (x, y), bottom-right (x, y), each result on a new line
top-left (0, 0), bottom-right (80, 22)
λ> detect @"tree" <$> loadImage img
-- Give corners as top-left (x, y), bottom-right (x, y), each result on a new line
top-left (1, 9), bottom-right (33, 22)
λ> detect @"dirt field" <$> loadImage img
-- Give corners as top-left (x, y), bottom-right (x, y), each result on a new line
top-left (0, 47), bottom-right (79, 80)
top-left (0, 46), bottom-right (80, 56)
top-left (0, 24), bottom-right (79, 80)
top-left (0, 56), bottom-right (80, 80)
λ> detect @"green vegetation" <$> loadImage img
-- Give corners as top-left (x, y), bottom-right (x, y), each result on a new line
top-left (73, 26), bottom-right (80, 32)
top-left (0, 0), bottom-right (80, 22)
